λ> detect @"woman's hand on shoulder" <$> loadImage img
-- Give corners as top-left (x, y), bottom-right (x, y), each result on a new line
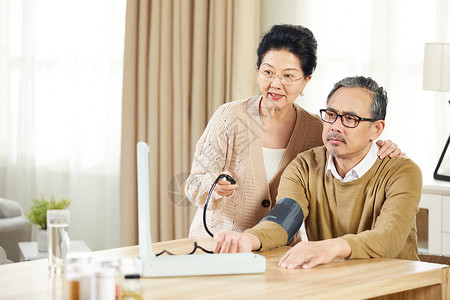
top-left (376, 139), bottom-right (405, 159)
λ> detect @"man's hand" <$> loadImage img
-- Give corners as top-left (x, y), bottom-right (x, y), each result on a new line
top-left (376, 139), bottom-right (405, 159)
top-left (213, 231), bottom-right (261, 253)
top-left (278, 238), bottom-right (351, 269)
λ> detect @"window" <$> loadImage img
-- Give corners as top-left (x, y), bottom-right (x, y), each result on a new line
top-left (0, 0), bottom-right (126, 250)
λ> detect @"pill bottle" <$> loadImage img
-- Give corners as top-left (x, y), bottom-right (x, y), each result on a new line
top-left (120, 257), bottom-right (143, 300)
top-left (91, 267), bottom-right (116, 300)
top-left (121, 274), bottom-right (143, 300)
top-left (95, 257), bottom-right (121, 299)
top-left (66, 252), bottom-right (92, 300)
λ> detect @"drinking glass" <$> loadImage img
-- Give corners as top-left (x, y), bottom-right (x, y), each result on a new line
top-left (47, 209), bottom-right (70, 273)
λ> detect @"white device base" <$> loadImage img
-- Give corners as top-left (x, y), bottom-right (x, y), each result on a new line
top-left (136, 253), bottom-right (266, 277)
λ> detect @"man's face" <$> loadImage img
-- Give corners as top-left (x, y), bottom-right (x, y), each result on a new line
top-left (322, 87), bottom-right (383, 160)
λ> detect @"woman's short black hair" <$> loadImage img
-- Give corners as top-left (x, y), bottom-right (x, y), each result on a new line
top-left (256, 24), bottom-right (317, 76)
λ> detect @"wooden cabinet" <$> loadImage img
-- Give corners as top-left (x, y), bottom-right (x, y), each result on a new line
top-left (442, 196), bottom-right (450, 254)
top-left (419, 181), bottom-right (450, 255)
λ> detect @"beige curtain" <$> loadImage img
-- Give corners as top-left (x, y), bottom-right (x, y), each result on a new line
top-left (120, 0), bottom-right (260, 246)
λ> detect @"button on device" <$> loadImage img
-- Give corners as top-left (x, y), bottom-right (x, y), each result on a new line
top-left (261, 200), bottom-right (270, 208)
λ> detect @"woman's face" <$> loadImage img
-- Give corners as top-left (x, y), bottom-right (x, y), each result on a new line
top-left (258, 49), bottom-right (311, 111)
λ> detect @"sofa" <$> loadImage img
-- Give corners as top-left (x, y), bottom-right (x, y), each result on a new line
top-left (0, 198), bottom-right (32, 262)
top-left (0, 246), bottom-right (12, 264)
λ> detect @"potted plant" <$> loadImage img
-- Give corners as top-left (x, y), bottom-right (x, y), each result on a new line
top-left (26, 195), bottom-right (70, 252)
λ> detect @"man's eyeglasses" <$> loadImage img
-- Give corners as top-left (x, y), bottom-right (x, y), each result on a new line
top-left (258, 68), bottom-right (305, 86)
top-left (319, 109), bottom-right (376, 128)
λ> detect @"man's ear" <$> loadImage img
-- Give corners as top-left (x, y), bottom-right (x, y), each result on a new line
top-left (370, 120), bottom-right (385, 141)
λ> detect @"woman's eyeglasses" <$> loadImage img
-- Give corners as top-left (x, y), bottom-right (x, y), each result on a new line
top-left (258, 68), bottom-right (305, 86)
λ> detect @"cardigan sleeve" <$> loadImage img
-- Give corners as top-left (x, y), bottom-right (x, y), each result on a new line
top-left (184, 104), bottom-right (234, 210)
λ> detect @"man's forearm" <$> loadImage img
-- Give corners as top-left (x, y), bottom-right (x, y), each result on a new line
top-left (244, 233), bottom-right (262, 251)
top-left (334, 237), bottom-right (352, 258)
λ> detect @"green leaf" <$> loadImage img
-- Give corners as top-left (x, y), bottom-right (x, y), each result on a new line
top-left (25, 194), bottom-right (70, 229)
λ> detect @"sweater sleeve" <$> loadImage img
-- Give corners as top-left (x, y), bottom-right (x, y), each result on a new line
top-left (341, 159), bottom-right (422, 259)
top-left (184, 104), bottom-right (233, 210)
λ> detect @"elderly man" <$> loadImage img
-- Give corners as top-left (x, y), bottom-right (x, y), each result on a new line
top-left (213, 76), bottom-right (422, 269)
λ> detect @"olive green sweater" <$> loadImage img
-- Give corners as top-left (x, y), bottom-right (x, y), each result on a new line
top-left (246, 146), bottom-right (422, 260)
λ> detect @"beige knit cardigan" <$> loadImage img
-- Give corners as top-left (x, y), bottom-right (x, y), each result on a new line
top-left (185, 95), bottom-right (323, 237)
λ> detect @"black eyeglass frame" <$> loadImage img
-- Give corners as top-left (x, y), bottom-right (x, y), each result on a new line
top-left (319, 109), bottom-right (376, 128)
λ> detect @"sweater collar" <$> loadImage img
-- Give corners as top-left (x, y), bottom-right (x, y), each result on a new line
top-left (326, 141), bottom-right (379, 182)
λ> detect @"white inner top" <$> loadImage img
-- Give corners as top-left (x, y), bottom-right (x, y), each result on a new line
top-left (262, 147), bottom-right (285, 183)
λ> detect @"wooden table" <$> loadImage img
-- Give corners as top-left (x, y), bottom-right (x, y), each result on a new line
top-left (0, 237), bottom-right (448, 299)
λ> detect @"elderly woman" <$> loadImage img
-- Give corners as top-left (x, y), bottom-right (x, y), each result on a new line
top-left (185, 24), bottom-right (401, 238)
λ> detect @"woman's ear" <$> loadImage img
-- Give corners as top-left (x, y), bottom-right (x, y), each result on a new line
top-left (304, 75), bottom-right (312, 85)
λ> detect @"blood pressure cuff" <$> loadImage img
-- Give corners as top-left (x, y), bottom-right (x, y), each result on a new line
top-left (260, 197), bottom-right (304, 242)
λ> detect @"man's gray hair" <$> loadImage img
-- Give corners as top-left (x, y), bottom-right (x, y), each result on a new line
top-left (326, 76), bottom-right (388, 120)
